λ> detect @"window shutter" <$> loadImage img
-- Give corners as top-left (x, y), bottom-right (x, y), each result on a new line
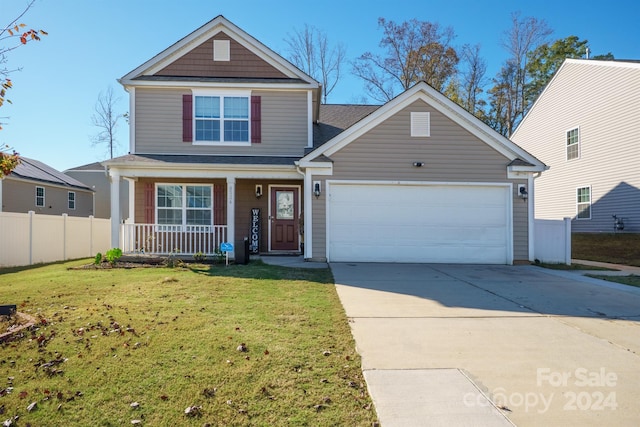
top-left (251, 96), bottom-right (261, 143)
top-left (182, 94), bottom-right (193, 142)
top-left (144, 183), bottom-right (155, 223)
top-left (213, 184), bottom-right (226, 225)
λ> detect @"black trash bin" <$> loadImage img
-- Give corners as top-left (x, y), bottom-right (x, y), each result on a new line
top-left (235, 237), bottom-right (250, 265)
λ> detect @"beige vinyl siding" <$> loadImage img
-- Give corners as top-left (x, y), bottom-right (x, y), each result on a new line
top-left (65, 170), bottom-right (128, 219)
top-left (2, 179), bottom-right (93, 217)
top-left (311, 100), bottom-right (530, 260)
top-left (513, 61), bottom-right (640, 232)
top-left (134, 88), bottom-right (308, 157)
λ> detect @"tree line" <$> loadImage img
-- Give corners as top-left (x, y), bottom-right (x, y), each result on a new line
top-left (285, 12), bottom-right (613, 137)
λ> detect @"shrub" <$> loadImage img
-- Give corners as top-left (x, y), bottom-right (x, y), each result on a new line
top-left (193, 251), bottom-right (206, 262)
top-left (94, 253), bottom-right (103, 265)
top-left (105, 248), bottom-right (123, 265)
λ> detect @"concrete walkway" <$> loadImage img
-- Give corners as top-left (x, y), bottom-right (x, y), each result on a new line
top-left (332, 263), bottom-right (640, 427)
top-left (257, 255), bottom-right (328, 269)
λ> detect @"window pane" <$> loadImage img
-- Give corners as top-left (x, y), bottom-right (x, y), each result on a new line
top-left (577, 204), bottom-right (591, 219)
top-left (196, 119), bottom-right (220, 141)
top-left (195, 96), bottom-right (220, 118)
top-left (187, 186), bottom-right (211, 208)
top-left (224, 120), bottom-right (249, 142)
top-left (186, 209), bottom-right (211, 225)
top-left (566, 128), bottom-right (579, 160)
top-left (157, 185), bottom-right (182, 208)
top-left (157, 209), bottom-right (182, 224)
top-left (223, 97), bottom-right (248, 118)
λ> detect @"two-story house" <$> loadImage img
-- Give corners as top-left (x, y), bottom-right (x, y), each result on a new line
top-left (512, 59), bottom-right (640, 233)
top-left (1, 157), bottom-right (94, 217)
top-left (104, 16), bottom-right (546, 264)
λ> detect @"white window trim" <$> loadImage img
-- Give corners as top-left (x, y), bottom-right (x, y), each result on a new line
top-left (35, 186), bottom-right (45, 207)
top-left (576, 185), bottom-right (591, 220)
top-left (68, 191), bottom-right (76, 210)
top-left (155, 183), bottom-right (214, 230)
top-left (566, 126), bottom-right (580, 161)
top-left (192, 89), bottom-right (251, 147)
top-left (411, 112), bottom-right (430, 137)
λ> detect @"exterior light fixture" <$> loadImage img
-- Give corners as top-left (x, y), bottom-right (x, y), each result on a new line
top-left (255, 184), bottom-right (263, 198)
top-left (518, 184), bottom-right (528, 201)
top-left (413, 162), bottom-right (424, 167)
top-left (313, 181), bottom-right (321, 199)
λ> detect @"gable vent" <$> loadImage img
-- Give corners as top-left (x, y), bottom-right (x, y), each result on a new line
top-left (213, 40), bottom-right (230, 61)
top-left (411, 112), bottom-right (430, 137)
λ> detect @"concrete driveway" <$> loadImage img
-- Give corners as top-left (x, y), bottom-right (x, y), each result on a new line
top-left (332, 263), bottom-right (640, 427)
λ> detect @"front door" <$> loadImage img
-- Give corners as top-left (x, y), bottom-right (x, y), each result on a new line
top-left (270, 186), bottom-right (299, 251)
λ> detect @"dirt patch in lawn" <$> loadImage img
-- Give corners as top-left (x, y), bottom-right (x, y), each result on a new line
top-left (0, 312), bottom-right (37, 342)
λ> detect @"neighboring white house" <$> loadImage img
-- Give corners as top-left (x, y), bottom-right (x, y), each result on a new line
top-left (512, 59), bottom-right (640, 233)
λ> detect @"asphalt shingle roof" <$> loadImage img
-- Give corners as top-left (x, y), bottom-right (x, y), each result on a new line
top-left (11, 157), bottom-right (92, 190)
top-left (313, 104), bottom-right (380, 148)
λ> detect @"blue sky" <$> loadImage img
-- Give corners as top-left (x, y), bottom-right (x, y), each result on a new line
top-left (2, 0), bottom-right (639, 171)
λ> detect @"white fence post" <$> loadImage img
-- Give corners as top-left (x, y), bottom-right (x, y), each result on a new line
top-left (28, 210), bottom-right (34, 265)
top-left (62, 213), bottom-right (68, 261)
top-left (564, 217), bottom-right (572, 265)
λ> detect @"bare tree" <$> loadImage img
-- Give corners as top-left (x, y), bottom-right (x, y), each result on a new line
top-left (285, 25), bottom-right (346, 103)
top-left (352, 18), bottom-right (459, 103)
top-left (459, 44), bottom-right (487, 116)
top-left (489, 12), bottom-right (552, 135)
top-left (91, 87), bottom-right (122, 159)
top-left (0, 0), bottom-right (46, 177)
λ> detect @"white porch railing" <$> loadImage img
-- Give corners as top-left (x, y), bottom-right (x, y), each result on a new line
top-left (121, 224), bottom-right (228, 255)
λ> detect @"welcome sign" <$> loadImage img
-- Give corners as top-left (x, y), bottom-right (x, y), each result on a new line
top-left (249, 208), bottom-right (260, 254)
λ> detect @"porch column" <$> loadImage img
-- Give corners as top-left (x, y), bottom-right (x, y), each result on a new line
top-left (109, 169), bottom-right (121, 249)
top-left (226, 177), bottom-right (236, 258)
top-left (124, 177), bottom-right (136, 223)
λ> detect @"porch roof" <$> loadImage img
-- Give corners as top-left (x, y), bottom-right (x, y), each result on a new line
top-left (104, 153), bottom-right (299, 167)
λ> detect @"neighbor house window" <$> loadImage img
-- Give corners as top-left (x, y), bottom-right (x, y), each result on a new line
top-left (576, 186), bottom-right (591, 219)
top-left (68, 191), bottom-right (76, 210)
top-left (35, 186), bottom-right (45, 207)
top-left (566, 127), bottom-right (580, 160)
top-left (194, 93), bottom-right (249, 143)
top-left (156, 184), bottom-right (212, 227)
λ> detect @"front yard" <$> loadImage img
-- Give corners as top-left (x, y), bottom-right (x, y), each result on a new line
top-left (0, 260), bottom-right (376, 426)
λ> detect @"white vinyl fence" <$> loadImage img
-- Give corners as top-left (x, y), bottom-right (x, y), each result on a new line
top-left (0, 211), bottom-right (110, 268)
top-left (534, 218), bottom-right (572, 265)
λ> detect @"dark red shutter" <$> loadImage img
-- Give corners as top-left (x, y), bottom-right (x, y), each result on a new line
top-left (251, 95), bottom-right (261, 143)
top-left (213, 184), bottom-right (226, 225)
top-left (182, 94), bottom-right (193, 142)
top-left (144, 183), bottom-right (155, 223)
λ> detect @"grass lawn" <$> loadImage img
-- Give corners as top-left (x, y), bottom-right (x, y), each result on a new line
top-left (572, 233), bottom-right (640, 267)
top-left (586, 274), bottom-right (640, 288)
top-left (0, 260), bottom-right (377, 426)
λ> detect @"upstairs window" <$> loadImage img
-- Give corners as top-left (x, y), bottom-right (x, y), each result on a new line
top-left (576, 186), bottom-right (591, 220)
top-left (566, 127), bottom-right (580, 160)
top-left (68, 191), bottom-right (76, 210)
top-left (35, 186), bottom-right (45, 207)
top-left (194, 94), bottom-right (249, 144)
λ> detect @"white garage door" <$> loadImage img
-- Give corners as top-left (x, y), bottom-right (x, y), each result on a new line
top-left (327, 183), bottom-right (511, 263)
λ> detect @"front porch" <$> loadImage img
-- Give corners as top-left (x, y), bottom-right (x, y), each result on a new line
top-left (106, 156), bottom-right (307, 258)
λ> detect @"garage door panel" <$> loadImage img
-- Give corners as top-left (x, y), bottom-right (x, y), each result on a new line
top-left (328, 183), bottom-right (511, 263)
